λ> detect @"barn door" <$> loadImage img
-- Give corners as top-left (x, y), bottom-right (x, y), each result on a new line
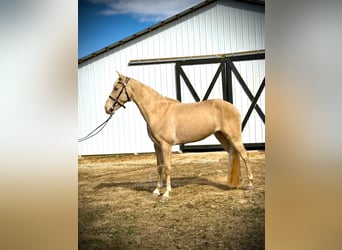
top-left (175, 52), bottom-right (265, 151)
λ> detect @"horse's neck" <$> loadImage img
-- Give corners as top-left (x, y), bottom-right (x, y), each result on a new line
top-left (129, 79), bottom-right (169, 123)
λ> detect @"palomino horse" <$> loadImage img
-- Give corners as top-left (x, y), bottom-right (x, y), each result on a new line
top-left (105, 72), bottom-right (253, 200)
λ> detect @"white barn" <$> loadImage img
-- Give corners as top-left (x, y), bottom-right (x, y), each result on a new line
top-left (78, 0), bottom-right (265, 155)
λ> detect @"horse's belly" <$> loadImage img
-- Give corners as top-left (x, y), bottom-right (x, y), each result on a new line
top-left (175, 119), bottom-right (216, 144)
top-left (170, 102), bottom-right (223, 144)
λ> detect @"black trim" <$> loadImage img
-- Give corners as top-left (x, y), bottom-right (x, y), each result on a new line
top-left (225, 61), bottom-right (233, 103)
top-left (242, 77), bottom-right (265, 130)
top-left (178, 64), bottom-right (200, 102)
top-left (175, 64), bottom-right (182, 101)
top-left (226, 58), bottom-right (265, 124)
top-left (203, 61), bottom-right (224, 101)
top-left (181, 143), bottom-right (265, 152)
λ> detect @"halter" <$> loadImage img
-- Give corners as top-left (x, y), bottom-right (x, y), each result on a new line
top-left (109, 77), bottom-right (131, 111)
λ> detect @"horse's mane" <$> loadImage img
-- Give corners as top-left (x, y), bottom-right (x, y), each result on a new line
top-left (135, 79), bottom-right (180, 103)
top-left (164, 97), bottom-right (180, 103)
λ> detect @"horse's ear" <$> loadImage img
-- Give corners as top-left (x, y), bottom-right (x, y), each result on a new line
top-left (116, 70), bottom-right (125, 79)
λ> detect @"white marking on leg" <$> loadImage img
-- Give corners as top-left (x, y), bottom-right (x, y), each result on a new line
top-left (164, 165), bottom-right (172, 193)
top-left (152, 187), bottom-right (160, 196)
top-left (160, 173), bottom-right (171, 201)
top-left (160, 143), bottom-right (172, 200)
top-left (161, 190), bottom-right (169, 202)
top-left (151, 165), bottom-right (163, 196)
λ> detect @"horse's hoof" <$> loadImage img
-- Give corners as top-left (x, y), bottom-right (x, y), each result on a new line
top-left (246, 184), bottom-right (254, 190)
top-left (152, 188), bottom-right (161, 196)
top-left (160, 196), bottom-right (169, 203)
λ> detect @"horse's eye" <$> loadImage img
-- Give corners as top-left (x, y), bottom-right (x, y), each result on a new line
top-left (114, 87), bottom-right (119, 91)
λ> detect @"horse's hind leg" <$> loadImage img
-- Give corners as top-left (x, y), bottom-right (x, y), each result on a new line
top-left (214, 131), bottom-right (230, 152)
top-left (214, 132), bottom-right (242, 188)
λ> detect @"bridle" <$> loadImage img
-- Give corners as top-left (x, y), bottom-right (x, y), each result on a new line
top-left (78, 76), bottom-right (131, 142)
top-left (109, 77), bottom-right (131, 112)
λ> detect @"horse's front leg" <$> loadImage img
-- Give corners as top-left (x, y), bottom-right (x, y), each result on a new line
top-left (160, 143), bottom-right (172, 201)
top-left (153, 143), bottom-right (163, 196)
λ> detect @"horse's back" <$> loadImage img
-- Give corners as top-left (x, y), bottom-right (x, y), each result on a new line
top-left (178, 99), bottom-right (239, 116)
top-left (172, 99), bottom-right (240, 119)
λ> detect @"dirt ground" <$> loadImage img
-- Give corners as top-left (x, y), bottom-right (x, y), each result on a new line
top-left (78, 150), bottom-right (265, 250)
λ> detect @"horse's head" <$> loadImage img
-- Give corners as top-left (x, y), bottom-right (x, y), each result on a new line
top-left (105, 71), bottom-right (131, 114)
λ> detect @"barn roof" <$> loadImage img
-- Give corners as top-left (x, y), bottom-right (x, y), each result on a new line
top-left (78, 0), bottom-right (264, 64)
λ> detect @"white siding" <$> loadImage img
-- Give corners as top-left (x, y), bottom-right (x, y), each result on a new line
top-left (78, 0), bottom-right (265, 155)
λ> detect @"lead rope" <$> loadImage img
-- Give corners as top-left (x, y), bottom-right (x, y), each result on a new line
top-left (78, 114), bottom-right (113, 142)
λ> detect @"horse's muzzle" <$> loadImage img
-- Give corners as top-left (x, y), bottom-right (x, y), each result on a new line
top-left (109, 107), bottom-right (115, 114)
top-left (105, 105), bottom-right (114, 115)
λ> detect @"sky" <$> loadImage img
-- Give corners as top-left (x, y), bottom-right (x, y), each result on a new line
top-left (79, 0), bottom-right (203, 59)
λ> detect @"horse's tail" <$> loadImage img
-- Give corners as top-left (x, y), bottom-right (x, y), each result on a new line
top-left (227, 146), bottom-right (241, 187)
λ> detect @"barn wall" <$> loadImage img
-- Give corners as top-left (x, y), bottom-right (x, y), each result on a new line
top-left (78, 0), bottom-right (265, 155)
